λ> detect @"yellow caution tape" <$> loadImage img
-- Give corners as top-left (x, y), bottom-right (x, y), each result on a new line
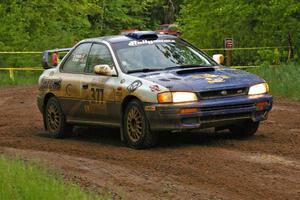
top-left (231, 66), bottom-right (261, 69)
top-left (233, 65), bottom-right (281, 69)
top-left (0, 68), bottom-right (44, 71)
top-left (202, 46), bottom-right (291, 51)
top-left (0, 51), bottom-right (42, 54)
top-left (0, 46), bottom-right (291, 54)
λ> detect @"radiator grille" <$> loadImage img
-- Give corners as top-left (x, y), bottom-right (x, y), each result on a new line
top-left (199, 88), bottom-right (247, 99)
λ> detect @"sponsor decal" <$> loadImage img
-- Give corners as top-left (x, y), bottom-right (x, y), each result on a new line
top-left (39, 78), bottom-right (62, 90)
top-left (149, 85), bottom-right (161, 92)
top-left (65, 84), bottom-right (73, 96)
top-left (192, 74), bottom-right (230, 84)
top-left (220, 75), bottom-right (230, 79)
top-left (207, 78), bottom-right (225, 84)
top-left (192, 74), bottom-right (217, 78)
top-left (72, 53), bottom-right (87, 62)
top-left (192, 74), bottom-right (229, 79)
top-left (128, 39), bottom-right (176, 47)
top-left (127, 80), bottom-right (142, 93)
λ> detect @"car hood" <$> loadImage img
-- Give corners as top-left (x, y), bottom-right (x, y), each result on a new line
top-left (130, 66), bottom-right (264, 92)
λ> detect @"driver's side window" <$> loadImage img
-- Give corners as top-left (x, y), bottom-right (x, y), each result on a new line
top-left (85, 43), bottom-right (115, 74)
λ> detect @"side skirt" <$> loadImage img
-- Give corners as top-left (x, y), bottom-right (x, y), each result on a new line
top-left (66, 119), bottom-right (120, 128)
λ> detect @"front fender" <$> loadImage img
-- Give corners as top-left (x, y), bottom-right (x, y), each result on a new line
top-left (120, 74), bottom-right (169, 103)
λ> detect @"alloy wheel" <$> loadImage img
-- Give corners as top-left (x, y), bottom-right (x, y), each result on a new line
top-left (47, 103), bottom-right (61, 133)
top-left (126, 106), bottom-right (143, 142)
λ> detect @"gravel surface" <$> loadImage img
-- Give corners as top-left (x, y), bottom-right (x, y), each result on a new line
top-left (0, 86), bottom-right (299, 200)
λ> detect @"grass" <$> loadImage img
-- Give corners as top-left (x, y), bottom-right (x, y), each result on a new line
top-left (247, 64), bottom-right (300, 101)
top-left (0, 156), bottom-right (105, 200)
top-left (0, 71), bottom-right (41, 86)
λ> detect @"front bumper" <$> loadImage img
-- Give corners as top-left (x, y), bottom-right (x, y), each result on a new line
top-left (144, 94), bottom-right (273, 131)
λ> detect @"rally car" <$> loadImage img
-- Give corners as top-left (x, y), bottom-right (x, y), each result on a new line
top-left (37, 31), bottom-right (272, 149)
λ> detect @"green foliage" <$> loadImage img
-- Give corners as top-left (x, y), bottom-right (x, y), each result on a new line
top-left (0, 71), bottom-right (41, 86)
top-left (0, 0), bottom-right (91, 50)
top-left (177, 0), bottom-right (300, 65)
top-left (255, 48), bottom-right (290, 66)
top-left (0, 0), bottom-right (299, 67)
top-left (247, 64), bottom-right (300, 100)
top-left (0, 0), bottom-right (178, 67)
top-left (0, 156), bottom-right (105, 200)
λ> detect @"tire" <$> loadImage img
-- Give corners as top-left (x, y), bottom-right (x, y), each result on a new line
top-left (229, 120), bottom-right (260, 138)
top-left (123, 100), bottom-right (157, 149)
top-left (44, 97), bottom-right (73, 138)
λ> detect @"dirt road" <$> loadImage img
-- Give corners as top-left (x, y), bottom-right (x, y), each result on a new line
top-left (0, 86), bottom-right (299, 200)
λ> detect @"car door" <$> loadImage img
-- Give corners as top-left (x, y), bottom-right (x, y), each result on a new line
top-left (80, 42), bottom-right (120, 124)
top-left (58, 42), bottom-right (92, 120)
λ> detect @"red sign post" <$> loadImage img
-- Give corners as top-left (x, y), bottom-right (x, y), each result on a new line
top-left (224, 38), bottom-right (234, 49)
top-left (224, 38), bottom-right (234, 66)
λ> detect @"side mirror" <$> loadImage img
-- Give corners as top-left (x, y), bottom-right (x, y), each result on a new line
top-left (94, 64), bottom-right (116, 76)
top-left (213, 54), bottom-right (225, 65)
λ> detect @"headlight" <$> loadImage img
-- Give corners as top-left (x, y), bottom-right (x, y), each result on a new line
top-left (157, 92), bottom-right (198, 103)
top-left (248, 83), bottom-right (269, 95)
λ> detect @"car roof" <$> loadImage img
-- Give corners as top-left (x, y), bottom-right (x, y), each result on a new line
top-left (80, 33), bottom-right (178, 44)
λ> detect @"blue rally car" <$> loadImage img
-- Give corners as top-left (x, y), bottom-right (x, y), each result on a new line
top-left (37, 31), bottom-right (272, 149)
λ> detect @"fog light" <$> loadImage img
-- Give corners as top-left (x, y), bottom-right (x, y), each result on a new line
top-left (256, 101), bottom-right (269, 111)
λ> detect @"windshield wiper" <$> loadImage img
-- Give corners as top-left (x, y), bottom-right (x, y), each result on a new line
top-left (127, 68), bottom-right (162, 74)
top-left (164, 64), bottom-right (211, 70)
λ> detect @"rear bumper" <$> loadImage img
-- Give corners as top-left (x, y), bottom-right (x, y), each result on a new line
top-left (144, 94), bottom-right (273, 131)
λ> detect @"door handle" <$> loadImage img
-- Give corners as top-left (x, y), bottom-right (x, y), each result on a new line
top-left (82, 83), bottom-right (89, 89)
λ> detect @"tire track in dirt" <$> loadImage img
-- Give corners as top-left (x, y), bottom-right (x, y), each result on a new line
top-left (0, 97), bottom-right (12, 107)
top-left (0, 86), bottom-right (299, 200)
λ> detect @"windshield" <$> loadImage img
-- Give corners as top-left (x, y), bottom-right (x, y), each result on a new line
top-left (113, 39), bottom-right (214, 73)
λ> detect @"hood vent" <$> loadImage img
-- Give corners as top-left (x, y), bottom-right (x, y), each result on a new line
top-left (176, 67), bottom-right (215, 75)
